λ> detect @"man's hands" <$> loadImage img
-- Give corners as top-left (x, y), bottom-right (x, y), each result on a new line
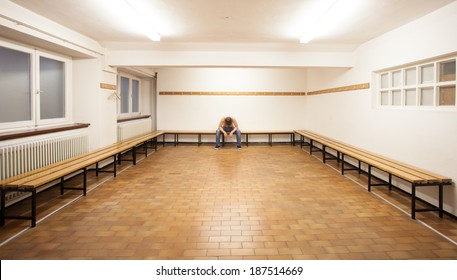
top-left (223, 131), bottom-right (234, 138)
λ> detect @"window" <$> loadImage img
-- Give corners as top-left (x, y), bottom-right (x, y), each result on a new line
top-left (405, 68), bottom-right (416, 86)
top-left (39, 56), bottom-right (65, 120)
top-left (0, 46), bottom-right (31, 124)
top-left (405, 89), bottom-right (417, 106)
top-left (392, 90), bottom-right (402, 106)
top-left (0, 41), bottom-right (71, 129)
top-left (118, 74), bottom-right (141, 115)
top-left (376, 55), bottom-right (456, 109)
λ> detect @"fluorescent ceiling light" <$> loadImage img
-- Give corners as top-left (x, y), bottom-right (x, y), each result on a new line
top-left (101, 0), bottom-right (160, 41)
top-left (124, 0), bottom-right (160, 41)
top-left (299, 0), bottom-right (361, 44)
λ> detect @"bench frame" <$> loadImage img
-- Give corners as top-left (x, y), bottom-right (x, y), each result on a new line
top-left (163, 130), bottom-right (295, 147)
top-left (296, 130), bottom-right (452, 219)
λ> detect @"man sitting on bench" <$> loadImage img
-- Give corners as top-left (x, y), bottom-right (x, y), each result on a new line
top-left (215, 116), bottom-right (241, 150)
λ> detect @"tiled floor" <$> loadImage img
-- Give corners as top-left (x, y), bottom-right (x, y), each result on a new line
top-left (0, 145), bottom-right (456, 260)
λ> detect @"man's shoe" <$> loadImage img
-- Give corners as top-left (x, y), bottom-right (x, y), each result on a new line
top-left (214, 146), bottom-right (220, 150)
top-left (237, 146), bottom-right (242, 150)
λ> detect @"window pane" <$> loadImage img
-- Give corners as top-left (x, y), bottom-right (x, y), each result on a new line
top-left (40, 56), bottom-right (65, 119)
top-left (380, 91), bottom-right (389, 105)
top-left (132, 79), bottom-right (140, 113)
top-left (439, 60), bottom-right (456, 82)
top-left (380, 73), bottom-right (389, 88)
top-left (405, 89), bottom-right (416, 106)
top-left (420, 64), bottom-right (434, 84)
top-left (120, 76), bottom-right (130, 114)
top-left (392, 90), bottom-right (401, 106)
top-left (439, 86), bottom-right (456, 106)
top-left (420, 87), bottom-right (434, 106)
top-left (0, 46), bottom-right (31, 123)
top-left (392, 71), bottom-right (401, 87)
top-left (405, 68), bottom-right (416, 86)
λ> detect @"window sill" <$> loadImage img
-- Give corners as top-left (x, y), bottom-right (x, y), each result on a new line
top-left (117, 115), bottom-right (151, 123)
top-left (0, 123), bottom-right (90, 141)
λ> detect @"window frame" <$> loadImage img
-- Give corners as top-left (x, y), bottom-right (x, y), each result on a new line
top-left (376, 54), bottom-right (456, 111)
top-left (117, 72), bottom-right (142, 117)
top-left (0, 40), bottom-right (72, 130)
top-left (35, 50), bottom-right (72, 126)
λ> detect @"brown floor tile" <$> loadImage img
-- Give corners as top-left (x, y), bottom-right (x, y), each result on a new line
top-left (0, 145), bottom-right (456, 260)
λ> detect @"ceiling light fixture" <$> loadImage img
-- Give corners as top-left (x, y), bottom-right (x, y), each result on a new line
top-left (299, 0), bottom-right (338, 44)
top-left (299, 0), bottom-right (363, 44)
top-left (124, 0), bottom-right (161, 41)
top-left (101, 0), bottom-right (161, 41)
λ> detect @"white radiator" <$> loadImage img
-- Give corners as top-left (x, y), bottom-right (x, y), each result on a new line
top-left (0, 131), bottom-right (89, 181)
top-left (117, 118), bottom-right (152, 141)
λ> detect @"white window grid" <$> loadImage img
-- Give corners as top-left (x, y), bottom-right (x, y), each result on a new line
top-left (376, 56), bottom-right (456, 110)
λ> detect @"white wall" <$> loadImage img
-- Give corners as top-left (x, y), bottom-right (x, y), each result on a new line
top-left (73, 58), bottom-right (117, 150)
top-left (304, 2), bottom-right (457, 215)
top-left (156, 68), bottom-right (307, 131)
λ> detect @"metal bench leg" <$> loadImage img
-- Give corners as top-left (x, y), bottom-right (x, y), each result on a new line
top-left (412, 184), bottom-right (416, 219)
top-left (368, 165), bottom-right (372, 192)
top-left (341, 154), bottom-right (345, 175)
top-left (60, 177), bottom-right (65, 195)
top-left (439, 184), bottom-right (443, 218)
top-left (322, 145), bottom-right (327, 163)
top-left (113, 155), bottom-right (117, 177)
top-left (31, 188), bottom-right (37, 227)
top-left (1, 188), bottom-right (5, 226)
top-left (83, 168), bottom-right (87, 196)
top-left (388, 174), bottom-right (392, 191)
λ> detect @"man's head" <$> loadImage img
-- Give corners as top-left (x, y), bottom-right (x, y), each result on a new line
top-left (224, 117), bottom-right (232, 126)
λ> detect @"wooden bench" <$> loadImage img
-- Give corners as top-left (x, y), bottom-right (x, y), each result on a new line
top-left (164, 130), bottom-right (295, 147)
top-left (295, 130), bottom-right (453, 219)
top-left (0, 131), bottom-right (164, 227)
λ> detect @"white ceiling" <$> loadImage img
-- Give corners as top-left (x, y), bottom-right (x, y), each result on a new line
top-left (8, 0), bottom-right (456, 52)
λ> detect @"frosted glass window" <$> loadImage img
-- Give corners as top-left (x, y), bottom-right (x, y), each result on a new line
top-left (420, 64), bottom-right (434, 84)
top-left (380, 91), bottom-right (389, 105)
top-left (0, 46), bottom-right (31, 123)
top-left (39, 57), bottom-right (65, 119)
top-left (120, 76), bottom-right (130, 114)
top-left (132, 79), bottom-right (140, 113)
top-left (420, 87), bottom-right (434, 106)
top-left (405, 89), bottom-right (416, 106)
top-left (392, 90), bottom-right (402, 106)
top-left (439, 86), bottom-right (455, 106)
top-left (439, 60), bottom-right (456, 82)
top-left (392, 71), bottom-right (401, 87)
top-left (405, 68), bottom-right (416, 86)
top-left (380, 73), bottom-right (389, 88)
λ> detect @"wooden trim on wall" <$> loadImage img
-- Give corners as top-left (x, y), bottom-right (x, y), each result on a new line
top-left (100, 83), bottom-right (117, 90)
top-left (307, 83), bottom-right (370, 96)
top-left (159, 91), bottom-right (306, 96)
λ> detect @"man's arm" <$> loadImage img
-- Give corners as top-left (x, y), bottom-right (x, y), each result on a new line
top-left (218, 117), bottom-right (227, 136)
top-left (230, 117), bottom-right (239, 134)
